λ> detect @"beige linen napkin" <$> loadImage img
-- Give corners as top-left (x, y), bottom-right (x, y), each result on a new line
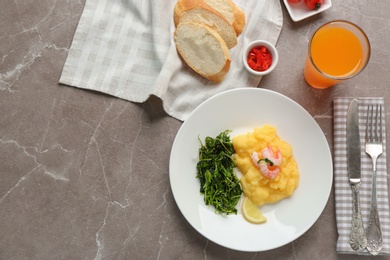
top-left (59, 0), bottom-right (283, 121)
top-left (334, 97), bottom-right (390, 255)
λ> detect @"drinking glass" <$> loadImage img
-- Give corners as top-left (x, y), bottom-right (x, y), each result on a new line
top-left (304, 20), bottom-right (371, 89)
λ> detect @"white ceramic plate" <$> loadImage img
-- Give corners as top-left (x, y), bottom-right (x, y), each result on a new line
top-left (169, 88), bottom-right (333, 252)
top-left (283, 0), bottom-right (332, 22)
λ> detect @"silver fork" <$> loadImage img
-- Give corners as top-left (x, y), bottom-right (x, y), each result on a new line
top-left (365, 104), bottom-right (383, 255)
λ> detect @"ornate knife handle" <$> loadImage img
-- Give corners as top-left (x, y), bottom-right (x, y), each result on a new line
top-left (349, 182), bottom-right (367, 251)
top-left (366, 170), bottom-right (383, 255)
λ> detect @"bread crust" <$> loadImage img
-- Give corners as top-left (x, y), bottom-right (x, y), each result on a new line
top-left (229, 1), bottom-right (245, 35)
top-left (207, 59), bottom-right (231, 82)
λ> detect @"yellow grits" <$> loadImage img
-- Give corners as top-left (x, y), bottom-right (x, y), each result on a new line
top-left (232, 125), bottom-right (299, 206)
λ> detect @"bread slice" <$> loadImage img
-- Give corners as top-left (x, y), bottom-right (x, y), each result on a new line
top-left (229, 1), bottom-right (245, 35)
top-left (174, 22), bottom-right (231, 82)
top-left (203, 0), bottom-right (245, 35)
top-left (174, 0), bottom-right (245, 36)
top-left (173, 3), bottom-right (237, 49)
top-left (203, 0), bottom-right (235, 25)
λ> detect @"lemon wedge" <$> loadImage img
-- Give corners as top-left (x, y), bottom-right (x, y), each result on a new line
top-left (242, 197), bottom-right (267, 224)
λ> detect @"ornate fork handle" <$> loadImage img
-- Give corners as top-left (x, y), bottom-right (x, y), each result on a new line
top-left (366, 167), bottom-right (383, 255)
top-left (349, 182), bottom-right (367, 251)
top-left (364, 104), bottom-right (384, 255)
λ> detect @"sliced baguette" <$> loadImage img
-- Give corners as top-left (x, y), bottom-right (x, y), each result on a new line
top-left (229, 0), bottom-right (245, 35)
top-left (203, 0), bottom-right (234, 24)
top-left (174, 22), bottom-right (231, 83)
top-left (174, 3), bottom-right (237, 49)
top-left (174, 0), bottom-right (245, 36)
top-left (203, 0), bottom-right (245, 35)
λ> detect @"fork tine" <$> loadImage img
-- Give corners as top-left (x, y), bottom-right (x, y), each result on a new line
top-left (374, 104), bottom-right (382, 143)
top-left (366, 105), bottom-right (370, 142)
top-left (374, 104), bottom-right (379, 142)
top-left (366, 105), bottom-right (373, 142)
top-left (379, 104), bottom-right (383, 142)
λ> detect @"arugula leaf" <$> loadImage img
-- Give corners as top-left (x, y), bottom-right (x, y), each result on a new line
top-left (196, 130), bottom-right (242, 215)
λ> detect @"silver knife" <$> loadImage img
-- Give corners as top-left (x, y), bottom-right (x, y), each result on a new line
top-left (347, 98), bottom-right (367, 251)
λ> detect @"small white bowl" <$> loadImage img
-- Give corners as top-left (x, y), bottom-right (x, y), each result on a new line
top-left (283, 0), bottom-right (332, 22)
top-left (242, 40), bottom-right (279, 76)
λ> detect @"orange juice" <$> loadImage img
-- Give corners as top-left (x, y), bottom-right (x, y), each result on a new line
top-left (304, 21), bottom-right (370, 89)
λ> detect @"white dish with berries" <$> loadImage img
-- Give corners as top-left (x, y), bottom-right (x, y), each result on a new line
top-left (283, 0), bottom-right (332, 22)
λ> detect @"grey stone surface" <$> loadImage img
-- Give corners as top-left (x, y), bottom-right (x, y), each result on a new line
top-left (1, 0), bottom-right (390, 259)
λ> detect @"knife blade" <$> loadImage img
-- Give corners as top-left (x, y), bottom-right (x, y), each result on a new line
top-left (347, 99), bottom-right (361, 183)
top-left (346, 98), bottom-right (367, 251)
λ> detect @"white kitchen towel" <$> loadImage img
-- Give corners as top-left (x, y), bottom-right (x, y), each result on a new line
top-left (334, 97), bottom-right (390, 255)
top-left (59, 0), bottom-right (283, 121)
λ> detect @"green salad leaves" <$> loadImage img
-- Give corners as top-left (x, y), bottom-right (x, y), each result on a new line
top-left (196, 130), bottom-right (243, 215)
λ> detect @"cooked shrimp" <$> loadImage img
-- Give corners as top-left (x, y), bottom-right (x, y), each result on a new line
top-left (250, 146), bottom-right (282, 179)
top-left (261, 146), bottom-right (282, 166)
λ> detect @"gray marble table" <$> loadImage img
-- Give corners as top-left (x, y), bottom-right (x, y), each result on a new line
top-left (1, 0), bottom-right (390, 259)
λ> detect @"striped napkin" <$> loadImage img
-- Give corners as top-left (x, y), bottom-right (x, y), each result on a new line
top-left (334, 97), bottom-right (390, 255)
top-left (59, 0), bottom-right (283, 121)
